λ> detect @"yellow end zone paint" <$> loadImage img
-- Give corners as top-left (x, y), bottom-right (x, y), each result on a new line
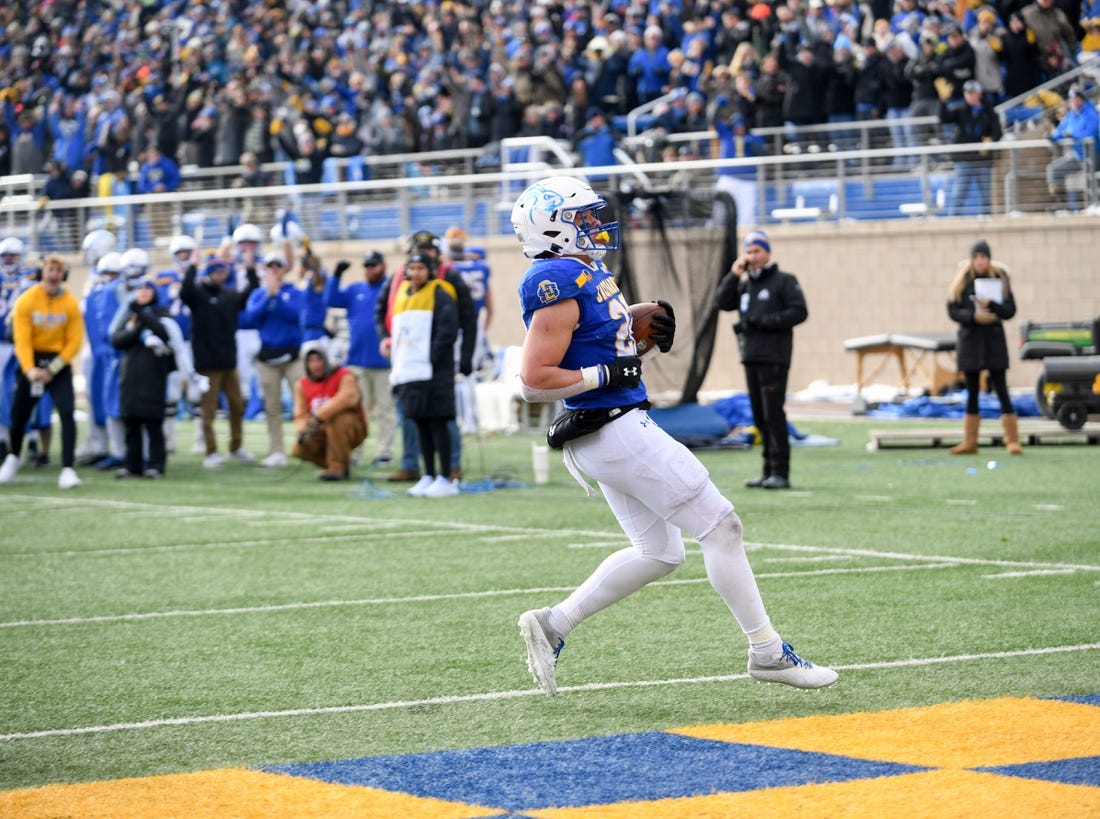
top-left (0, 769), bottom-right (501, 819)
top-left (525, 770), bottom-right (1100, 818)
top-left (2, 698), bottom-right (1097, 817)
top-left (672, 696), bottom-right (1100, 767)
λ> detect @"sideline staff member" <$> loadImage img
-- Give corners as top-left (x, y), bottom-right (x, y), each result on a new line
top-left (716, 230), bottom-right (808, 490)
top-left (0, 256), bottom-right (84, 489)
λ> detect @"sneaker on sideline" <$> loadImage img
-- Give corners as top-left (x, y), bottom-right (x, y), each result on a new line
top-left (747, 642), bottom-right (838, 689)
top-left (406, 474), bottom-right (434, 496)
top-left (228, 448), bottom-right (255, 463)
top-left (203, 452), bottom-right (224, 469)
top-left (422, 475), bottom-right (459, 497)
top-left (58, 467), bottom-right (81, 489)
top-left (518, 607), bottom-right (565, 696)
top-left (260, 452), bottom-right (287, 468)
top-left (0, 453), bottom-right (20, 483)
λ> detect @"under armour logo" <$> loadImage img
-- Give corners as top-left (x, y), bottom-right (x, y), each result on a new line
top-left (623, 366), bottom-right (639, 377)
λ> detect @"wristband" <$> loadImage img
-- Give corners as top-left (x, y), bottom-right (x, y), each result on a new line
top-left (580, 365), bottom-right (604, 391)
top-left (47, 356), bottom-right (66, 375)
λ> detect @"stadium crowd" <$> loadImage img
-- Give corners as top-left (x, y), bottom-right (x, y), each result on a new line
top-left (0, 0), bottom-right (1097, 192)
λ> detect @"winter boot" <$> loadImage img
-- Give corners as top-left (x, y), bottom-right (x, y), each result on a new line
top-left (950, 413), bottom-right (980, 455)
top-left (1001, 413), bottom-right (1023, 455)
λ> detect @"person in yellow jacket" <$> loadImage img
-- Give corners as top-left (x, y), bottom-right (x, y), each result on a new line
top-left (0, 255), bottom-right (85, 489)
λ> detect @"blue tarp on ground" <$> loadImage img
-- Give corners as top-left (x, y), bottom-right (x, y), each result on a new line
top-left (867, 391), bottom-right (1041, 419)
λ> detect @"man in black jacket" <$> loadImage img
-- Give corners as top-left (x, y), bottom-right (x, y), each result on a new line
top-left (180, 257), bottom-right (259, 468)
top-left (939, 79), bottom-right (1002, 216)
top-left (716, 230), bottom-right (808, 490)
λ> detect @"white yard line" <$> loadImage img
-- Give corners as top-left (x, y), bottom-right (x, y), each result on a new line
top-left (1, 642), bottom-right (1096, 742)
top-left (0, 564), bottom-right (963, 630)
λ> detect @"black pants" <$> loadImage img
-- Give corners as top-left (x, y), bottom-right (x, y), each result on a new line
top-left (9, 364), bottom-right (76, 468)
top-left (744, 361), bottom-right (791, 479)
top-left (124, 415), bottom-right (166, 474)
top-left (415, 417), bottom-right (452, 478)
top-left (963, 370), bottom-right (1013, 415)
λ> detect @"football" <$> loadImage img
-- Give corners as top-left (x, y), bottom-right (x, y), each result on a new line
top-left (629, 302), bottom-right (668, 355)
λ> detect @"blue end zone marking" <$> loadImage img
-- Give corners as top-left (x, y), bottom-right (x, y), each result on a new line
top-left (1049, 694), bottom-right (1100, 707)
top-left (978, 756), bottom-right (1100, 788)
top-left (266, 732), bottom-right (927, 812)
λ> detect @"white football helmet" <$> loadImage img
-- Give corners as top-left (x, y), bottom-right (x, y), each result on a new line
top-left (82, 229), bottom-right (118, 267)
top-left (168, 234), bottom-right (197, 257)
top-left (510, 176), bottom-right (620, 260)
top-left (232, 223), bottom-right (264, 245)
top-left (120, 247), bottom-right (150, 286)
top-left (0, 236), bottom-right (24, 275)
top-left (96, 251), bottom-right (125, 277)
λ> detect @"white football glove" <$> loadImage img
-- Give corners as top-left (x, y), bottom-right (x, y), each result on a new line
top-left (186, 373), bottom-right (211, 404)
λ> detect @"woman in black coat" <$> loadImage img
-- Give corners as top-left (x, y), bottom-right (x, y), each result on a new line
top-left (946, 239), bottom-right (1021, 456)
top-left (110, 281), bottom-right (177, 478)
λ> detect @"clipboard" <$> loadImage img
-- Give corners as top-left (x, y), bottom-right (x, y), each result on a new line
top-left (974, 278), bottom-right (1003, 304)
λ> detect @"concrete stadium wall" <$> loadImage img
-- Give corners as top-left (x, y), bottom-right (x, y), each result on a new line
top-left (74, 214), bottom-right (1097, 396)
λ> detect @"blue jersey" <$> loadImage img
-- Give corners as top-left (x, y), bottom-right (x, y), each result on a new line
top-left (518, 256), bottom-right (646, 411)
top-left (1, 272), bottom-right (27, 338)
top-left (453, 257), bottom-right (491, 315)
top-left (325, 275), bottom-right (389, 368)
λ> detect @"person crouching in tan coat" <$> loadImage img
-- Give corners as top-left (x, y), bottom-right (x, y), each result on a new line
top-left (292, 341), bottom-right (367, 480)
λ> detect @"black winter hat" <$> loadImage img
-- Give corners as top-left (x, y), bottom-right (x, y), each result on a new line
top-left (970, 239), bottom-right (992, 257)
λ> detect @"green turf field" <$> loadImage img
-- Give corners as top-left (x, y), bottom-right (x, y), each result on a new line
top-left (1, 417), bottom-right (1097, 791)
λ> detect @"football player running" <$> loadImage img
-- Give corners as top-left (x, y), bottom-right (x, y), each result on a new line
top-left (511, 176), bottom-right (837, 696)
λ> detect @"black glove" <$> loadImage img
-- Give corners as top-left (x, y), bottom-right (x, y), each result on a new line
top-left (459, 357), bottom-right (474, 377)
top-left (333, 260), bottom-right (351, 278)
top-left (650, 299), bottom-right (676, 353)
top-left (739, 315), bottom-right (758, 332)
top-left (602, 355), bottom-right (643, 388)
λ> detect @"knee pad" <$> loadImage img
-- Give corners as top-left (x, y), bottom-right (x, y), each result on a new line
top-left (700, 512), bottom-right (746, 556)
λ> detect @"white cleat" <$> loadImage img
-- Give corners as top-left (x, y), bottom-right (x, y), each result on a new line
top-left (58, 467), bottom-right (82, 490)
top-left (748, 642), bottom-right (838, 690)
top-left (228, 448), bottom-right (255, 463)
top-left (202, 453), bottom-right (225, 469)
top-left (518, 607), bottom-right (565, 696)
top-left (0, 453), bottom-right (20, 483)
top-left (406, 475), bottom-right (435, 497)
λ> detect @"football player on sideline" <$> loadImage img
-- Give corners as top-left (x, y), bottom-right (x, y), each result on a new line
top-left (511, 176), bottom-right (837, 696)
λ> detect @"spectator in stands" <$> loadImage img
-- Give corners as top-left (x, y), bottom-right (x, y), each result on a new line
top-left (970, 10), bottom-right (1007, 103)
top-left (46, 95), bottom-right (88, 179)
top-left (292, 341), bottom-right (367, 482)
top-left (1046, 85), bottom-right (1100, 209)
top-left (40, 160), bottom-right (80, 250)
top-left (754, 52), bottom-right (789, 129)
top-left (826, 36), bottom-right (859, 152)
top-left (937, 24), bottom-right (978, 108)
top-left (1001, 13), bottom-right (1043, 100)
top-left (1021, 0), bottom-right (1079, 73)
top-left (572, 107), bottom-right (618, 182)
top-left (5, 101), bottom-right (47, 176)
top-left (629, 26), bottom-right (673, 105)
top-left (908, 31), bottom-right (946, 145)
top-left (326, 251), bottom-right (395, 469)
top-left (136, 145), bottom-right (180, 195)
top-left (232, 152), bottom-right (271, 190)
top-left (714, 112), bottom-right (768, 229)
top-left (716, 230), bottom-right (808, 490)
top-left (883, 39), bottom-right (918, 167)
top-left (940, 79), bottom-right (1003, 215)
top-left (946, 238), bottom-right (1021, 456)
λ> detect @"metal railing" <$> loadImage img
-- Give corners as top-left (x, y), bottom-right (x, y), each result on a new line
top-left (1, 129), bottom-right (1095, 256)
